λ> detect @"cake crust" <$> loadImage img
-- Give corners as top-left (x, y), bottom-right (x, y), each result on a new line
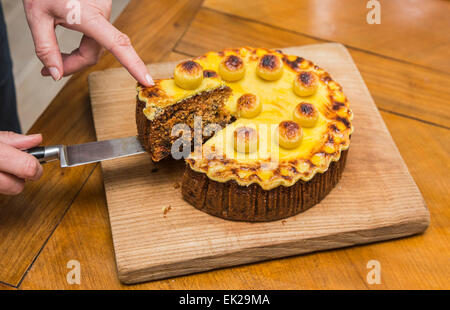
top-left (182, 150), bottom-right (348, 222)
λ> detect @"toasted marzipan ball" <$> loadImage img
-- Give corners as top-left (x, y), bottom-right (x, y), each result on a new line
top-left (293, 102), bottom-right (319, 127)
top-left (256, 54), bottom-right (284, 81)
top-left (236, 94), bottom-right (262, 118)
top-left (293, 71), bottom-right (319, 97)
top-left (233, 126), bottom-right (258, 154)
top-left (218, 55), bottom-right (246, 82)
top-left (174, 60), bottom-right (203, 89)
top-left (277, 121), bottom-right (303, 149)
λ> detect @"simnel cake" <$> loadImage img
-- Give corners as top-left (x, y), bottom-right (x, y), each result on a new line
top-left (136, 47), bottom-right (353, 222)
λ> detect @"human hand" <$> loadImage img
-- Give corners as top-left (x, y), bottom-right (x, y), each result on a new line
top-left (0, 132), bottom-right (43, 195)
top-left (23, 0), bottom-right (154, 86)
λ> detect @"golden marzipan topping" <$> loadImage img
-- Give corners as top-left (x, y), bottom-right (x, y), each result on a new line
top-left (233, 126), bottom-right (259, 154)
top-left (293, 71), bottom-right (319, 97)
top-left (219, 55), bottom-right (246, 82)
top-left (256, 53), bottom-right (284, 81)
top-left (174, 60), bottom-right (204, 90)
top-left (293, 102), bottom-right (319, 128)
top-left (277, 120), bottom-right (303, 149)
top-left (236, 93), bottom-right (262, 118)
top-left (137, 47), bottom-right (353, 190)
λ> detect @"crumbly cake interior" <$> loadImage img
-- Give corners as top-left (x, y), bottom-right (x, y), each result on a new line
top-left (137, 86), bottom-right (232, 161)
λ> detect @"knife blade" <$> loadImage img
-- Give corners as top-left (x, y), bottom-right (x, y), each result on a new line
top-left (26, 136), bottom-right (145, 167)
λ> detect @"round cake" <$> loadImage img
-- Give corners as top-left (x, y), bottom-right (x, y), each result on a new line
top-left (136, 47), bottom-right (353, 222)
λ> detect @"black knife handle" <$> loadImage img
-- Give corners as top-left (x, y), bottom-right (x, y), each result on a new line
top-left (25, 145), bottom-right (61, 163)
top-left (26, 147), bottom-right (46, 160)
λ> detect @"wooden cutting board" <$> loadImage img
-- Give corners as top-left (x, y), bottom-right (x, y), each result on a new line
top-left (88, 43), bottom-right (429, 284)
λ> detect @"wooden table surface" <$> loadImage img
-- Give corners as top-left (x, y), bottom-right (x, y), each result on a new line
top-left (0, 0), bottom-right (448, 290)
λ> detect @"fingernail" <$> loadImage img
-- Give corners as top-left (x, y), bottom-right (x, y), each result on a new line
top-left (48, 67), bottom-right (61, 81)
top-left (146, 74), bottom-right (154, 86)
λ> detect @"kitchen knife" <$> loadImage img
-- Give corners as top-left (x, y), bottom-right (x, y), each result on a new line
top-left (26, 136), bottom-right (145, 167)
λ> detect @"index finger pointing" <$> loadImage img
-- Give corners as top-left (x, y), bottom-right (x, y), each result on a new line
top-left (79, 16), bottom-right (154, 86)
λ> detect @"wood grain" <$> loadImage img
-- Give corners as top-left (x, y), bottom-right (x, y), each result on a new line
top-left (7, 0), bottom-right (449, 289)
top-left (341, 111), bottom-right (450, 289)
top-left (18, 165), bottom-right (369, 290)
top-left (175, 8), bottom-right (450, 128)
top-left (0, 0), bottom-right (203, 287)
top-left (0, 283), bottom-right (15, 290)
top-left (203, 0), bottom-right (450, 73)
top-left (19, 110), bottom-right (449, 289)
top-left (0, 66), bottom-right (97, 287)
top-left (110, 0), bottom-right (203, 65)
top-left (85, 43), bottom-right (429, 284)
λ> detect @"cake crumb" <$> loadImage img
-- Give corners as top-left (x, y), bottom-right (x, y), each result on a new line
top-left (173, 182), bottom-right (180, 189)
top-left (281, 220), bottom-right (287, 225)
top-left (162, 205), bottom-right (172, 216)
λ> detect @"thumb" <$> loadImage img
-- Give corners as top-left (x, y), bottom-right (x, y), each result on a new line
top-left (26, 14), bottom-right (63, 80)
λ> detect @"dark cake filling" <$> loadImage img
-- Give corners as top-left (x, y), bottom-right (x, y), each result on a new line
top-left (137, 86), bottom-right (233, 162)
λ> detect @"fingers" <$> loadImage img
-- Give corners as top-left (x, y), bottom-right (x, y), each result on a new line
top-left (62, 36), bottom-right (104, 76)
top-left (0, 172), bottom-right (25, 195)
top-left (0, 133), bottom-right (43, 195)
top-left (24, 0), bottom-right (152, 85)
top-left (0, 142), bottom-right (43, 181)
top-left (0, 132), bottom-right (43, 150)
top-left (25, 11), bottom-right (63, 80)
top-left (80, 16), bottom-right (154, 86)
top-left (42, 35), bottom-right (104, 77)
top-left (25, 10), bottom-right (63, 81)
